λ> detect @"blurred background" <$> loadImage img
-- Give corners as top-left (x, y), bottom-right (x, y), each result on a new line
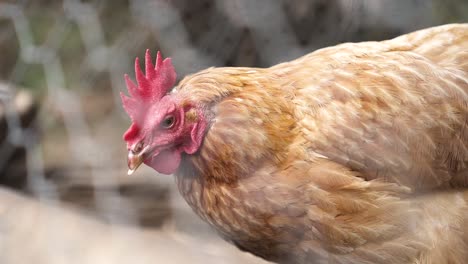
top-left (0, 0), bottom-right (466, 263)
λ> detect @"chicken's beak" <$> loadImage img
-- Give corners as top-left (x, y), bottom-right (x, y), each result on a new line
top-left (127, 146), bottom-right (149, 175)
top-left (127, 152), bottom-right (143, 175)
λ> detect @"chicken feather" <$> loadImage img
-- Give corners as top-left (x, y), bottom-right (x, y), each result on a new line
top-left (123, 24), bottom-right (468, 263)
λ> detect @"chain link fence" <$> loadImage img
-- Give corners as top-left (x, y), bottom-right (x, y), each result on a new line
top-left (0, 0), bottom-right (466, 263)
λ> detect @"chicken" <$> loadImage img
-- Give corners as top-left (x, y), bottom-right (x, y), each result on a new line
top-left (121, 24), bottom-right (468, 263)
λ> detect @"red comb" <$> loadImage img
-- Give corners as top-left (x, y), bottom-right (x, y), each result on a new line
top-left (120, 50), bottom-right (177, 123)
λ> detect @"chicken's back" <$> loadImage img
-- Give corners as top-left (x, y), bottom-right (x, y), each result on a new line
top-left (391, 23), bottom-right (468, 70)
top-left (272, 23), bottom-right (468, 190)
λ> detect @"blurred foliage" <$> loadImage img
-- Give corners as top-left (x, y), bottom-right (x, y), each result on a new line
top-left (16, 63), bottom-right (47, 97)
top-left (58, 22), bottom-right (86, 89)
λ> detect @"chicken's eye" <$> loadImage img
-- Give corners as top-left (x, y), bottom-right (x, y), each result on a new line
top-left (161, 115), bottom-right (175, 129)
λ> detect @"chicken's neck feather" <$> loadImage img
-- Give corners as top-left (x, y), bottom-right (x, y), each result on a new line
top-left (175, 67), bottom-right (297, 185)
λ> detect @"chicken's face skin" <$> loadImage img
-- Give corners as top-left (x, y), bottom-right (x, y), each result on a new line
top-left (124, 96), bottom-right (207, 175)
top-left (121, 50), bottom-right (208, 175)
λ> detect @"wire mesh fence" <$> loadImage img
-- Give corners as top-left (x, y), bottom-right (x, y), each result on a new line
top-left (0, 0), bottom-right (466, 263)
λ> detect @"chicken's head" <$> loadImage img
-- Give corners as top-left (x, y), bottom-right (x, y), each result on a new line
top-left (121, 50), bottom-right (207, 175)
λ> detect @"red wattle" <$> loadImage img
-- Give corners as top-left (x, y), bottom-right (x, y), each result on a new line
top-left (146, 149), bottom-right (181, 175)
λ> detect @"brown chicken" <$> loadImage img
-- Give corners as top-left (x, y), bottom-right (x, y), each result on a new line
top-left (121, 24), bottom-right (468, 263)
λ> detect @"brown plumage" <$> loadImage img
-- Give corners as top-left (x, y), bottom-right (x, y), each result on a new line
top-left (123, 24), bottom-right (468, 263)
